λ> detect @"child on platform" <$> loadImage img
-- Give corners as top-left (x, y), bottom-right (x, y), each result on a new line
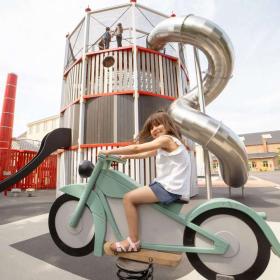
top-left (99, 111), bottom-right (191, 252)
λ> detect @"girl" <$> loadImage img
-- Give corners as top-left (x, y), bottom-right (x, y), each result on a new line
top-left (100, 111), bottom-right (191, 253)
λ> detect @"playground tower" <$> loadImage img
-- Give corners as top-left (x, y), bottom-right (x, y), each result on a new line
top-left (58, 2), bottom-right (197, 193)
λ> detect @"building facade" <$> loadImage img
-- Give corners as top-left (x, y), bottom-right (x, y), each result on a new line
top-left (12, 115), bottom-right (59, 151)
top-left (241, 131), bottom-right (280, 172)
top-left (210, 130), bottom-right (280, 173)
top-left (25, 115), bottom-right (59, 141)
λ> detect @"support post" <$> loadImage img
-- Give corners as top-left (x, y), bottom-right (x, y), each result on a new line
top-left (193, 47), bottom-right (212, 199)
top-left (77, 9), bottom-right (91, 183)
top-left (131, 1), bottom-right (140, 183)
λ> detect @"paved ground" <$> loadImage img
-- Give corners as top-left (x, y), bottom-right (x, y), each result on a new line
top-left (250, 170), bottom-right (280, 185)
top-left (0, 190), bottom-right (54, 225)
top-left (0, 172), bottom-right (280, 280)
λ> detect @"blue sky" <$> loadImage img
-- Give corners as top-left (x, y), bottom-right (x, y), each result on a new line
top-left (0, 0), bottom-right (279, 137)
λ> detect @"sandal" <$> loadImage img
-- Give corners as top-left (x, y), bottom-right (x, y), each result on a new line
top-left (111, 237), bottom-right (141, 253)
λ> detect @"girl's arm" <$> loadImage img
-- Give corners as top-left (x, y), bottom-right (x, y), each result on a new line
top-left (121, 150), bottom-right (157, 160)
top-left (99, 136), bottom-right (170, 156)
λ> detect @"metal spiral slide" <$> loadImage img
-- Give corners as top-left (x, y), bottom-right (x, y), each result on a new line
top-left (147, 15), bottom-right (248, 187)
top-left (0, 128), bottom-right (71, 192)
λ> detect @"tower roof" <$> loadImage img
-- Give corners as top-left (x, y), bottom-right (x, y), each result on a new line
top-left (65, 3), bottom-right (177, 69)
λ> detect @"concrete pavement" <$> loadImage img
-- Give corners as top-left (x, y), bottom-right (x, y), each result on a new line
top-left (0, 173), bottom-right (280, 279)
top-left (1, 212), bottom-right (279, 280)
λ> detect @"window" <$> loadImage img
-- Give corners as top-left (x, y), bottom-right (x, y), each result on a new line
top-left (263, 161), bottom-right (268, 168)
top-left (252, 161), bottom-right (257, 168)
top-left (212, 162), bottom-right (219, 169)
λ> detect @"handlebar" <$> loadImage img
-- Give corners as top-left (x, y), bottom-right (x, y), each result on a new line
top-left (98, 154), bottom-right (127, 165)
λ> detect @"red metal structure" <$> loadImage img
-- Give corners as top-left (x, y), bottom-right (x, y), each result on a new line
top-left (0, 73), bottom-right (58, 192)
top-left (0, 73), bottom-right (17, 149)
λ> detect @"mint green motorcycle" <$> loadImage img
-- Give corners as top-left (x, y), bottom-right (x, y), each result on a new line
top-left (48, 154), bottom-right (280, 280)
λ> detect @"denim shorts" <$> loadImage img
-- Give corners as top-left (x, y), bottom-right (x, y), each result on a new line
top-left (149, 181), bottom-right (181, 204)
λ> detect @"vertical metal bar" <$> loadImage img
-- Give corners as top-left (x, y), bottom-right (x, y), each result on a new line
top-left (159, 55), bottom-right (164, 95)
top-left (70, 69), bottom-right (74, 102)
top-left (60, 35), bottom-right (70, 111)
top-left (104, 53), bottom-right (108, 93)
top-left (119, 50), bottom-right (123, 91)
top-left (95, 54), bottom-right (99, 93)
top-left (150, 156), bottom-right (155, 181)
top-left (172, 61), bottom-right (178, 97)
top-left (109, 50), bottom-right (113, 92)
top-left (141, 51), bottom-right (146, 91)
top-left (74, 64), bottom-right (78, 100)
top-left (99, 52), bottom-right (104, 93)
top-left (79, 63), bottom-right (83, 98)
top-left (176, 52), bottom-right (183, 97)
top-left (112, 51), bottom-right (117, 92)
top-left (91, 55), bottom-right (95, 94)
top-left (77, 11), bottom-right (91, 183)
top-left (150, 53), bottom-right (155, 93)
top-left (124, 157), bottom-right (129, 176)
top-left (115, 51), bottom-right (119, 92)
top-left (146, 52), bottom-right (151, 92)
top-left (86, 55), bottom-right (91, 96)
top-left (163, 57), bottom-right (168, 96)
top-left (166, 58), bottom-right (171, 96)
top-left (113, 95), bottom-right (118, 142)
top-left (183, 45), bottom-right (191, 92)
top-left (109, 51), bottom-right (113, 92)
top-left (137, 51), bottom-right (142, 91)
top-left (168, 59), bottom-right (173, 97)
top-left (145, 157), bottom-right (150, 186)
top-left (66, 68), bottom-right (71, 103)
top-left (123, 50), bottom-right (128, 90)
top-left (155, 54), bottom-right (160, 94)
top-left (193, 47), bottom-right (212, 200)
top-left (128, 49), bottom-right (133, 90)
top-left (131, 2), bottom-right (140, 183)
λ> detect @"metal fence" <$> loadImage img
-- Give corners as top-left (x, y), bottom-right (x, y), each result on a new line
top-left (0, 149), bottom-right (57, 190)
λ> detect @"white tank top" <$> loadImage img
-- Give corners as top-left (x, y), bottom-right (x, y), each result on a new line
top-left (155, 135), bottom-right (191, 198)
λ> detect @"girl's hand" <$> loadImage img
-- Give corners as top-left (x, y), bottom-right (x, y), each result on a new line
top-left (98, 150), bottom-right (108, 156)
top-left (119, 155), bottom-right (129, 159)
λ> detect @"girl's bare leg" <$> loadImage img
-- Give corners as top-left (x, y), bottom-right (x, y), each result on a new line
top-left (111, 186), bottom-right (158, 250)
top-left (124, 186), bottom-right (159, 241)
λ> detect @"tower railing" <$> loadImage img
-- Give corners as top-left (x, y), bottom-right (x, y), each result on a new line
top-left (57, 144), bottom-right (156, 187)
top-left (60, 46), bottom-right (184, 111)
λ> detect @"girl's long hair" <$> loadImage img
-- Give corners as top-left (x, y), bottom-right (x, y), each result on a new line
top-left (136, 111), bottom-right (183, 143)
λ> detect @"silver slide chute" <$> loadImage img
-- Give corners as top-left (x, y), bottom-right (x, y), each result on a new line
top-left (147, 15), bottom-right (248, 187)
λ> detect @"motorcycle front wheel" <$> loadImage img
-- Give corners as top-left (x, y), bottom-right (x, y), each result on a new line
top-left (184, 208), bottom-right (271, 280)
top-left (48, 194), bottom-right (95, 256)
